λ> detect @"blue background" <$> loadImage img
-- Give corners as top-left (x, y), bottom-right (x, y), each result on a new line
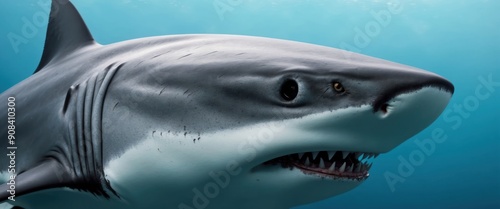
top-left (1, 0), bottom-right (499, 208)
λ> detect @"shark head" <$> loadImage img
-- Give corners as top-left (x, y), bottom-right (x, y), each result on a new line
top-left (103, 35), bottom-right (454, 208)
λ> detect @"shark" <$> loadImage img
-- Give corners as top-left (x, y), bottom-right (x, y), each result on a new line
top-left (0, 0), bottom-right (454, 209)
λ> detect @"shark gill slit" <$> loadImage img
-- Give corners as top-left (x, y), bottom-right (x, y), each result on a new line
top-left (60, 63), bottom-right (123, 198)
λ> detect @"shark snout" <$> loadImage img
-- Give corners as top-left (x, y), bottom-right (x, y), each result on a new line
top-left (354, 68), bottom-right (455, 152)
top-left (371, 69), bottom-right (455, 115)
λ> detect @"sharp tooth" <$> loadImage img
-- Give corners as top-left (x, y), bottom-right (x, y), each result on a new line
top-left (362, 153), bottom-right (368, 160)
top-left (374, 153), bottom-right (379, 158)
top-left (348, 164), bottom-right (354, 172)
top-left (297, 153), bottom-right (304, 160)
top-left (342, 151), bottom-right (349, 159)
top-left (304, 158), bottom-right (310, 166)
top-left (319, 158), bottom-right (325, 169)
top-left (355, 164), bottom-right (361, 172)
top-left (339, 162), bottom-right (346, 172)
top-left (312, 152), bottom-right (320, 160)
top-left (328, 161), bottom-right (336, 171)
top-left (330, 152), bottom-right (337, 161)
top-left (327, 151), bottom-right (335, 160)
top-left (367, 163), bottom-right (373, 170)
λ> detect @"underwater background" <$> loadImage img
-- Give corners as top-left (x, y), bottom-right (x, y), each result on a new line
top-left (0, 0), bottom-right (498, 208)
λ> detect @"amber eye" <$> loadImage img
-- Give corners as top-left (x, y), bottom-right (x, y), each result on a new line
top-left (280, 79), bottom-right (299, 101)
top-left (332, 82), bottom-right (346, 93)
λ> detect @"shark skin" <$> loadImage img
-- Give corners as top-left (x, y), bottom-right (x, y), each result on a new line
top-left (0, 0), bottom-right (454, 209)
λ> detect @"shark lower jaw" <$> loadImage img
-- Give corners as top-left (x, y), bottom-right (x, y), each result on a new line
top-left (260, 151), bottom-right (378, 181)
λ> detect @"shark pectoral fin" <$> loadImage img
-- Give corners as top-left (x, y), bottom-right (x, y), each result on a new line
top-left (0, 159), bottom-right (73, 202)
top-left (35, 0), bottom-right (98, 74)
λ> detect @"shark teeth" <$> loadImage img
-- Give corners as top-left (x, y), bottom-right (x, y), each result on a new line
top-left (328, 151), bottom-right (336, 160)
top-left (367, 163), bottom-right (373, 170)
top-left (297, 153), bottom-right (304, 160)
top-left (361, 153), bottom-right (368, 160)
top-left (348, 164), bottom-right (354, 172)
top-left (264, 150), bottom-right (380, 180)
top-left (339, 162), bottom-right (346, 172)
top-left (354, 163), bottom-right (361, 172)
top-left (328, 161), bottom-right (336, 171)
top-left (304, 158), bottom-right (311, 166)
top-left (312, 151), bottom-right (320, 160)
top-left (354, 152), bottom-right (362, 160)
top-left (342, 151), bottom-right (349, 159)
top-left (319, 158), bottom-right (325, 169)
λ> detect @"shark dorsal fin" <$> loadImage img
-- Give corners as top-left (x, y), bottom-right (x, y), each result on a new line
top-left (34, 0), bottom-right (97, 73)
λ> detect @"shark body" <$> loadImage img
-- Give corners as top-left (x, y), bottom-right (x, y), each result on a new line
top-left (0, 1), bottom-right (454, 209)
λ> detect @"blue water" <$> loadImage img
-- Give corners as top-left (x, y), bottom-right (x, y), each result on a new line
top-left (1, 0), bottom-right (499, 208)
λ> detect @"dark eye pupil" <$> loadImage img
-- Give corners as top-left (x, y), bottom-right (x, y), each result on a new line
top-left (333, 82), bottom-right (345, 93)
top-left (280, 79), bottom-right (298, 101)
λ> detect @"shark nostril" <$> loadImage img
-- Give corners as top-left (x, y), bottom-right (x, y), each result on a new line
top-left (380, 103), bottom-right (389, 114)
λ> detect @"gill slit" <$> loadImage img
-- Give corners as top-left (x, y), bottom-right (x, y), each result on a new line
top-left (59, 62), bottom-right (123, 198)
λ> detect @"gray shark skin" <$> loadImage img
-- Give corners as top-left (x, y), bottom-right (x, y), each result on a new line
top-left (0, 0), bottom-right (454, 209)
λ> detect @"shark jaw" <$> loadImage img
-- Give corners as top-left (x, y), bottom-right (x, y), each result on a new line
top-left (260, 151), bottom-right (377, 181)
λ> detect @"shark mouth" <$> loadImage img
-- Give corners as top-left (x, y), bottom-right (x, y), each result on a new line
top-left (263, 151), bottom-right (378, 181)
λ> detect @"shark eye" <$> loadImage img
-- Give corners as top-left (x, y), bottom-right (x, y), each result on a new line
top-left (332, 82), bottom-right (346, 93)
top-left (280, 79), bottom-right (299, 101)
